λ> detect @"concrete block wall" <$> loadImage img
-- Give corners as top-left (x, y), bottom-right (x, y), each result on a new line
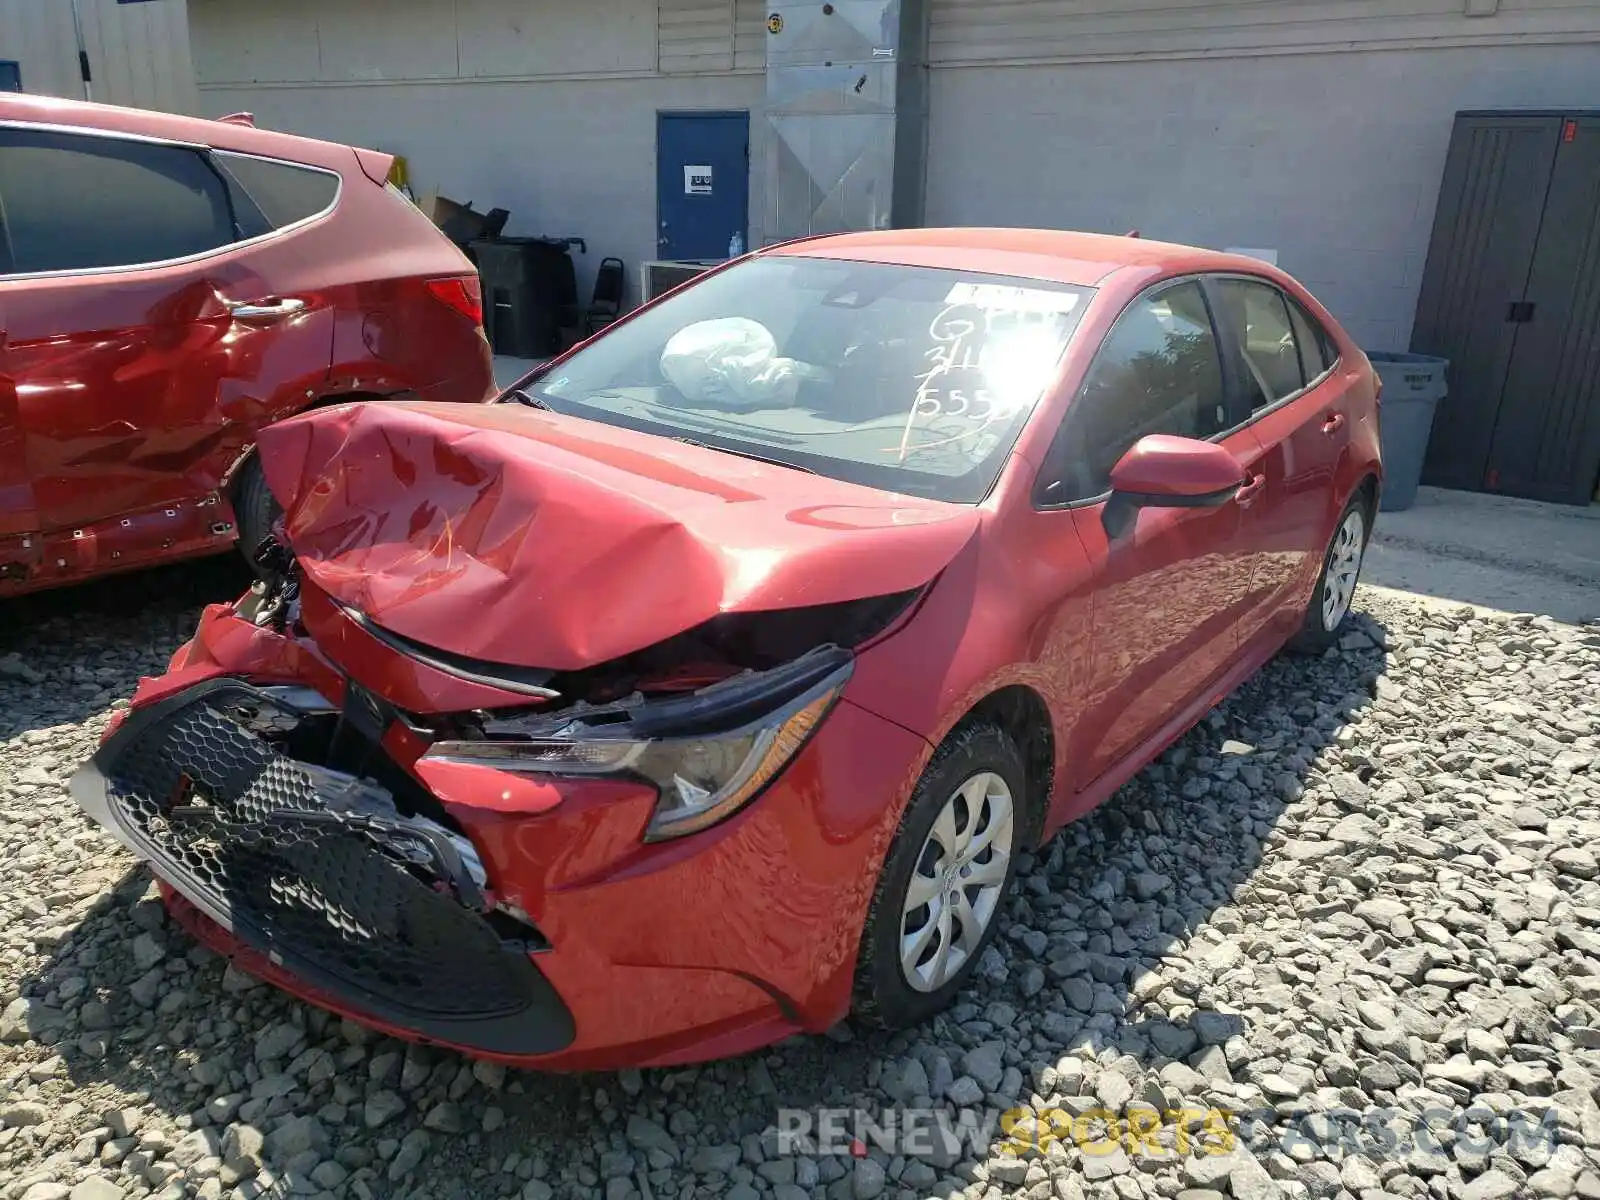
top-left (925, 43), bottom-right (1600, 351)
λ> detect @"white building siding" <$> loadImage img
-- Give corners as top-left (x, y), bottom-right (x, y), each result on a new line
top-left (929, 0), bottom-right (1600, 65)
top-left (925, 42), bottom-right (1600, 351)
top-left (190, 0), bottom-right (766, 307)
top-left (0, 0), bottom-right (80, 99)
top-left (657, 0), bottom-right (768, 74)
top-left (0, 0), bottom-right (196, 112)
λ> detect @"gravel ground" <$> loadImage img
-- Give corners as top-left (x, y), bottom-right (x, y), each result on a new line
top-left (2, 567), bottom-right (1599, 1200)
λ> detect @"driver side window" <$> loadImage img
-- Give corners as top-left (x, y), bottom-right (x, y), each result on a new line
top-left (1037, 279), bottom-right (1227, 506)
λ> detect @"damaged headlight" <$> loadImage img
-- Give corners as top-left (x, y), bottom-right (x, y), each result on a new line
top-left (423, 648), bottom-right (853, 841)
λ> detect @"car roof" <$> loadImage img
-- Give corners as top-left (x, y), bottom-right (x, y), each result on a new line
top-left (0, 92), bottom-right (360, 172)
top-left (768, 227), bottom-right (1264, 289)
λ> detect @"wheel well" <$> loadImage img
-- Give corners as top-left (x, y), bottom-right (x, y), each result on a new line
top-left (1353, 473), bottom-right (1380, 523)
top-left (229, 391), bottom-right (392, 501)
top-left (964, 685), bottom-right (1054, 849)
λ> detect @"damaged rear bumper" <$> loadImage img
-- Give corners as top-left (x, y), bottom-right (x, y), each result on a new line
top-left (75, 606), bottom-right (933, 1069)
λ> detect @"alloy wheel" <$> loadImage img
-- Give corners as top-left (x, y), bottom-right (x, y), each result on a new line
top-left (899, 771), bottom-right (1015, 993)
top-left (1321, 507), bottom-right (1366, 631)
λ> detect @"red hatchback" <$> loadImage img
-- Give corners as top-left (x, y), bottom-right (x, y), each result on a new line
top-left (73, 229), bottom-right (1381, 1070)
top-left (0, 95), bottom-right (493, 598)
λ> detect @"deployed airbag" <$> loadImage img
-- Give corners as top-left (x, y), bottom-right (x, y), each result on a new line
top-left (659, 318), bottom-right (827, 410)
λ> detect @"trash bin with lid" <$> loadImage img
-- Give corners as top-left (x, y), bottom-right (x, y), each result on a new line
top-left (1366, 352), bottom-right (1448, 513)
top-left (471, 236), bottom-right (582, 357)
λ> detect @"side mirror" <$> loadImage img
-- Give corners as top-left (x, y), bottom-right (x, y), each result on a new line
top-left (1103, 435), bottom-right (1246, 538)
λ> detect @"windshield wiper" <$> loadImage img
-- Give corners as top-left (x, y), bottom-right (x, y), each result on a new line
top-left (671, 437), bottom-right (816, 475)
top-left (507, 387), bottom-right (551, 410)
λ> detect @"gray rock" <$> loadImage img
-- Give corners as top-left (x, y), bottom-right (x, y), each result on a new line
top-left (1463, 1170), bottom-right (1522, 1200)
top-left (1131, 872), bottom-right (1171, 900)
top-left (853, 1156), bottom-right (887, 1199)
top-left (253, 1021), bottom-right (301, 1064)
top-left (962, 1042), bottom-right (1005, 1093)
top-left (363, 1090), bottom-right (405, 1129)
top-left (422, 1101), bottom-right (464, 1133)
top-left (1551, 849), bottom-right (1599, 879)
top-left (264, 1115), bottom-right (328, 1163)
top-left (388, 1129), bottom-right (430, 1182)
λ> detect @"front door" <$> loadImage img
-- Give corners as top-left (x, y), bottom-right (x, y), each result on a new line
top-left (1033, 278), bottom-right (1256, 788)
top-left (0, 328), bottom-right (41, 582)
top-left (656, 112), bottom-right (749, 261)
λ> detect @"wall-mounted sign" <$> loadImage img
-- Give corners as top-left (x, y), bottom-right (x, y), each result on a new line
top-left (684, 165), bottom-right (713, 195)
top-left (768, 13), bottom-right (784, 34)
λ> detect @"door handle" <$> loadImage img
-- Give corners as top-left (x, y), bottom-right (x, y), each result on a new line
top-left (228, 297), bottom-right (307, 320)
top-left (1322, 412), bottom-right (1346, 434)
top-left (1235, 473), bottom-right (1267, 505)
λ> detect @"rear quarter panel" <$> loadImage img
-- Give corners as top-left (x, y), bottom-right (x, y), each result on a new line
top-left (325, 185), bottom-right (494, 406)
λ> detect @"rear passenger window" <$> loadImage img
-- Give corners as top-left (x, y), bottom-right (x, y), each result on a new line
top-left (1038, 279), bottom-right (1228, 505)
top-left (0, 128), bottom-right (234, 274)
top-left (1214, 278), bottom-right (1304, 412)
top-left (213, 151), bottom-right (339, 237)
top-left (1287, 298), bottom-right (1337, 379)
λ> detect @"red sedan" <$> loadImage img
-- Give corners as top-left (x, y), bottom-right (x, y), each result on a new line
top-left (72, 229), bottom-right (1381, 1070)
top-left (0, 94), bottom-right (493, 598)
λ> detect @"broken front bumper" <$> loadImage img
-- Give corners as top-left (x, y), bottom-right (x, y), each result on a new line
top-left (70, 678), bottom-right (576, 1057)
top-left (76, 598), bottom-right (938, 1068)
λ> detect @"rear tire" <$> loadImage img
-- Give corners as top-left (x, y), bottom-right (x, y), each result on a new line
top-left (852, 721), bottom-right (1026, 1031)
top-left (1288, 494), bottom-right (1370, 655)
top-left (233, 455), bottom-right (281, 574)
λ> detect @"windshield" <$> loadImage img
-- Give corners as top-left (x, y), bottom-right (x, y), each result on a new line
top-left (518, 255), bottom-right (1095, 503)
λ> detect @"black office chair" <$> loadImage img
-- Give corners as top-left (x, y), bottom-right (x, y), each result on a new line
top-left (584, 257), bottom-right (627, 335)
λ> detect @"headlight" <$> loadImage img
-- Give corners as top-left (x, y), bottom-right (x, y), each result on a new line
top-left (423, 649), bottom-right (852, 841)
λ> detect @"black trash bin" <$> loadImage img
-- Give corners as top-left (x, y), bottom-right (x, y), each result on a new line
top-left (471, 236), bottom-right (581, 357)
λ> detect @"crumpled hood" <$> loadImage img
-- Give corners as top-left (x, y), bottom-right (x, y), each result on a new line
top-left (256, 401), bottom-right (981, 671)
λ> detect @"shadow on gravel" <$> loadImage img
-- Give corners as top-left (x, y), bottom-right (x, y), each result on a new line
top-left (12, 602), bottom-right (1391, 1200)
top-left (0, 555), bottom-right (250, 741)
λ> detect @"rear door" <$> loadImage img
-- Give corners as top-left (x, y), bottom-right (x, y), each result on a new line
top-left (1208, 274), bottom-right (1350, 646)
top-left (0, 124), bottom-right (337, 559)
top-left (1033, 278), bottom-right (1258, 787)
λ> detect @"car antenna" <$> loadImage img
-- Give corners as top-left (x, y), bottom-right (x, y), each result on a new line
top-left (1125, 229), bottom-right (1141, 238)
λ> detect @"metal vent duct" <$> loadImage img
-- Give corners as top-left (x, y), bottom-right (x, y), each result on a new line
top-left (763, 0), bottom-right (929, 244)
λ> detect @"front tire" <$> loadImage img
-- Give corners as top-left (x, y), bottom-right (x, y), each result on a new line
top-left (1289, 494), bottom-right (1370, 654)
top-left (233, 455), bottom-right (282, 573)
top-left (852, 721), bottom-right (1026, 1031)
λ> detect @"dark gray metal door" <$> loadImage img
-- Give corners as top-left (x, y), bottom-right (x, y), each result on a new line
top-left (1484, 116), bottom-right (1600, 505)
top-left (1413, 114), bottom-right (1561, 493)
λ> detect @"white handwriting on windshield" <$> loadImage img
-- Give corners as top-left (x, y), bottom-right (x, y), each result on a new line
top-left (895, 303), bottom-right (1062, 462)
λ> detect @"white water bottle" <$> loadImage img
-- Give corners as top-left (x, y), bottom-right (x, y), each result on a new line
top-left (728, 231), bottom-right (745, 258)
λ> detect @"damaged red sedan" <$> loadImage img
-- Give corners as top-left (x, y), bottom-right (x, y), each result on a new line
top-left (72, 229), bottom-right (1381, 1069)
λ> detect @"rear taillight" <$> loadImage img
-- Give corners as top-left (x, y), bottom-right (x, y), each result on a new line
top-left (426, 276), bottom-right (484, 328)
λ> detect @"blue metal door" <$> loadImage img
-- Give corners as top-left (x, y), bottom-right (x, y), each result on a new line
top-left (656, 112), bottom-right (749, 261)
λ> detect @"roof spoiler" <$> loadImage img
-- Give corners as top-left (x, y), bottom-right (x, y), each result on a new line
top-left (354, 146), bottom-right (397, 187)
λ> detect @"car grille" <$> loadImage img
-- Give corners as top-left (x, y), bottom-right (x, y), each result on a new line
top-left (78, 681), bottom-right (573, 1052)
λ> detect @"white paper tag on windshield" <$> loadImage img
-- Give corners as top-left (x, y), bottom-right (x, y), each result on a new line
top-left (943, 283), bottom-right (1080, 313)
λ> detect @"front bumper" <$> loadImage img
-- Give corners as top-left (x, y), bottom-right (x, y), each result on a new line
top-left (72, 679), bottom-right (576, 1056)
top-left (75, 608), bottom-right (931, 1069)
